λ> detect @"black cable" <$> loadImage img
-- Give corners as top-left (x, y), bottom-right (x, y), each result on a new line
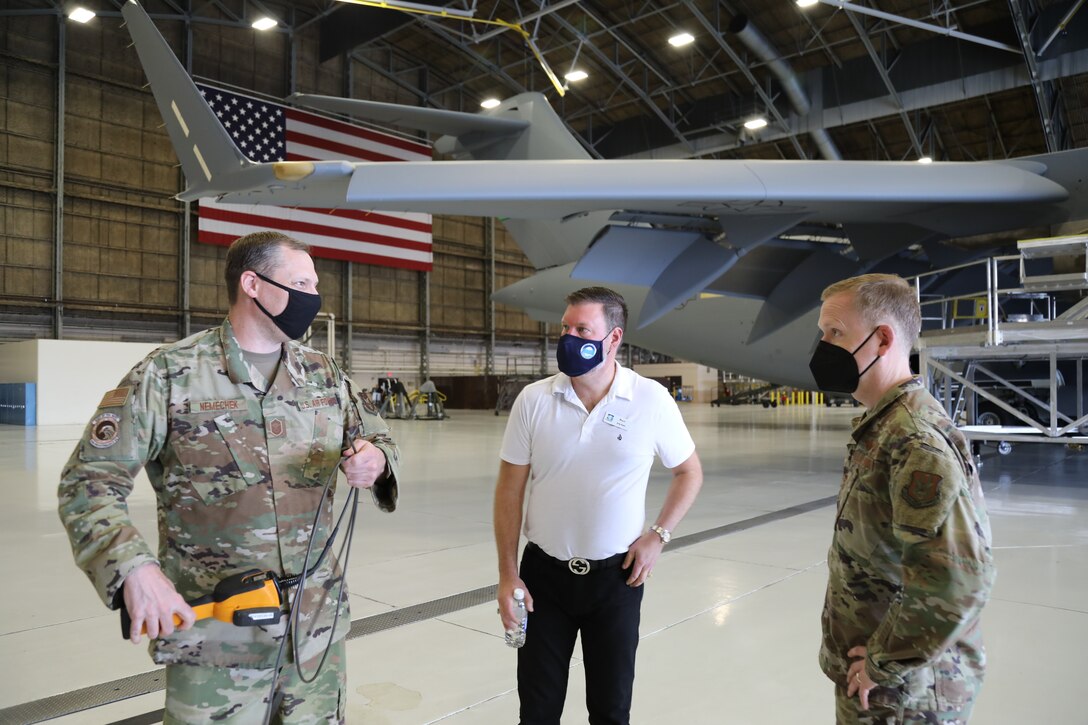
top-left (261, 385), bottom-right (373, 723)
top-left (291, 484), bottom-right (358, 684)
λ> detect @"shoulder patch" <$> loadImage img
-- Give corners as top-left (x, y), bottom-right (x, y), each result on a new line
top-left (903, 470), bottom-right (943, 508)
top-left (99, 387), bottom-right (131, 408)
top-left (89, 412), bottom-right (122, 448)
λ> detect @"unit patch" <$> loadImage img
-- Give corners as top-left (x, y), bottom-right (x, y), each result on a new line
top-left (903, 470), bottom-right (943, 508)
top-left (297, 395), bottom-right (338, 411)
top-left (267, 417), bottom-right (286, 439)
top-left (89, 412), bottom-right (122, 449)
top-left (98, 387), bottom-right (131, 408)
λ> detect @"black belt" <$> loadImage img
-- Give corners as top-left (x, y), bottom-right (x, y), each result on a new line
top-left (525, 541), bottom-right (626, 575)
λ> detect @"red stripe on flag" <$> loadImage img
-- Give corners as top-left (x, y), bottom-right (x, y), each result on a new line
top-left (296, 207), bottom-right (432, 235)
top-left (199, 230), bottom-right (432, 270)
top-left (286, 109), bottom-right (431, 156)
top-left (200, 206), bottom-right (433, 254)
top-left (286, 130), bottom-right (403, 163)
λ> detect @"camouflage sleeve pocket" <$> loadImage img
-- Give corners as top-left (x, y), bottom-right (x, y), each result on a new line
top-left (173, 412), bottom-right (267, 504)
top-left (891, 442), bottom-right (962, 537)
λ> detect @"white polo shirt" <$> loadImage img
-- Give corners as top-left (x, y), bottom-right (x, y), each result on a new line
top-left (500, 363), bottom-right (696, 560)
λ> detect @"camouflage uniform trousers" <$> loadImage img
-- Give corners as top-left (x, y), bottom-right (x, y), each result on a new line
top-left (833, 680), bottom-right (979, 725)
top-left (163, 639), bottom-right (345, 724)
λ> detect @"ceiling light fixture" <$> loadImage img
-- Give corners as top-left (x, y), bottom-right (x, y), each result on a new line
top-left (564, 70), bottom-right (588, 82)
top-left (918, 156), bottom-right (933, 164)
top-left (668, 32), bottom-right (695, 47)
top-left (480, 98), bottom-right (501, 109)
top-left (68, 7), bottom-right (96, 23)
top-left (744, 117), bottom-right (768, 130)
top-left (251, 16), bottom-right (278, 31)
top-left (796, 0), bottom-right (820, 8)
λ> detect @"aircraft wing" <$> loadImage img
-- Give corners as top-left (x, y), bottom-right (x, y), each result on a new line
top-left (122, 0), bottom-right (1088, 345)
top-left (211, 157), bottom-right (1065, 219)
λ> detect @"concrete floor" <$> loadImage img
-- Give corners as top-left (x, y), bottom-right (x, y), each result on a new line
top-left (1, 403), bottom-right (1085, 724)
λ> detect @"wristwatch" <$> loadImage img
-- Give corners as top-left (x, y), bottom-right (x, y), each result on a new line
top-left (649, 524), bottom-right (671, 544)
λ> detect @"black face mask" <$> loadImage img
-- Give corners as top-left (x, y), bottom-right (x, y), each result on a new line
top-left (253, 272), bottom-right (322, 340)
top-left (808, 328), bottom-right (881, 394)
top-left (556, 332), bottom-right (610, 377)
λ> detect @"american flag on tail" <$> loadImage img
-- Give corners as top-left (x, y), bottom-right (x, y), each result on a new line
top-left (196, 84), bottom-right (433, 271)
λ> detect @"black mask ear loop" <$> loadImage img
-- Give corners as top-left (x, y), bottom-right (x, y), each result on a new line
top-left (852, 327), bottom-right (882, 379)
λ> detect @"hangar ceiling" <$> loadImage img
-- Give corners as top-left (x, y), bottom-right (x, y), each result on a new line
top-left (9, 1), bottom-right (1088, 163)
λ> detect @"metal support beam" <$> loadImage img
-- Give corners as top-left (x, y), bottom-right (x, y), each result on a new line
top-left (683, 1), bottom-right (808, 159)
top-left (844, 10), bottom-right (925, 159)
top-left (577, 4), bottom-right (701, 108)
top-left (287, 28), bottom-right (297, 96)
top-left (420, 271), bottom-right (430, 381)
top-left (342, 263), bottom-right (353, 373)
top-left (1038, 0), bottom-right (1086, 56)
top-left (474, 0), bottom-right (583, 42)
top-left (539, 322), bottom-right (548, 377)
top-left (815, 0), bottom-right (1022, 54)
top-left (485, 217), bottom-right (496, 377)
top-left (1008, 0), bottom-right (1071, 152)
top-left (180, 11), bottom-right (192, 339)
top-left (53, 14), bottom-right (65, 340)
top-left (535, 11), bottom-right (694, 151)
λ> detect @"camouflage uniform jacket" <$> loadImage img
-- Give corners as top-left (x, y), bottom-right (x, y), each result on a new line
top-left (58, 319), bottom-right (400, 668)
top-left (819, 378), bottom-right (995, 708)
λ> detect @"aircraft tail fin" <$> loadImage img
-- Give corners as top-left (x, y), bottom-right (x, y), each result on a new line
top-left (294, 90), bottom-right (601, 269)
top-left (122, 0), bottom-right (252, 199)
top-left (289, 94), bottom-right (529, 139)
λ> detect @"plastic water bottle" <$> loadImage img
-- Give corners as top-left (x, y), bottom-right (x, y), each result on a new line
top-left (505, 588), bottom-right (527, 648)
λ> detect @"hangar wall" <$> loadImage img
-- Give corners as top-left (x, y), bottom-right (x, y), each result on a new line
top-left (0, 9), bottom-right (549, 382)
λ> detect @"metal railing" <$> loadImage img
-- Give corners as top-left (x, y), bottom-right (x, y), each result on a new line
top-left (909, 254), bottom-right (1088, 445)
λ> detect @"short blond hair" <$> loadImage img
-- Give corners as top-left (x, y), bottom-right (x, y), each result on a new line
top-left (821, 274), bottom-right (921, 351)
top-left (225, 231), bottom-right (310, 305)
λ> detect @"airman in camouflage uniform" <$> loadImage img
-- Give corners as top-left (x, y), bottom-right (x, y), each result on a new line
top-left (58, 231), bottom-right (400, 724)
top-left (811, 274), bottom-right (995, 724)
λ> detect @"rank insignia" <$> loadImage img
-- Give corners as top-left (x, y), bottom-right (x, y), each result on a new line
top-left (267, 417), bottom-right (286, 438)
top-left (89, 412), bottom-right (121, 449)
top-left (903, 470), bottom-right (943, 508)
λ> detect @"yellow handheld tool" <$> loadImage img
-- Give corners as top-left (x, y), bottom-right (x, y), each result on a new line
top-left (119, 569), bottom-right (284, 638)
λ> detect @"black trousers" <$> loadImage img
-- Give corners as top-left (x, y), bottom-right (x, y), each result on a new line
top-left (517, 543), bottom-right (644, 725)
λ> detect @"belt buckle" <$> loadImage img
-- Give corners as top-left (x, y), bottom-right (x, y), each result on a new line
top-left (567, 557), bottom-right (590, 575)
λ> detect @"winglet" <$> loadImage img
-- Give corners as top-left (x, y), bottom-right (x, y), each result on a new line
top-left (122, 0), bottom-right (252, 198)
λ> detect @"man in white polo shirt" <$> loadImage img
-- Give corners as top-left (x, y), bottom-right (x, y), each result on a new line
top-left (494, 286), bottom-right (703, 725)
